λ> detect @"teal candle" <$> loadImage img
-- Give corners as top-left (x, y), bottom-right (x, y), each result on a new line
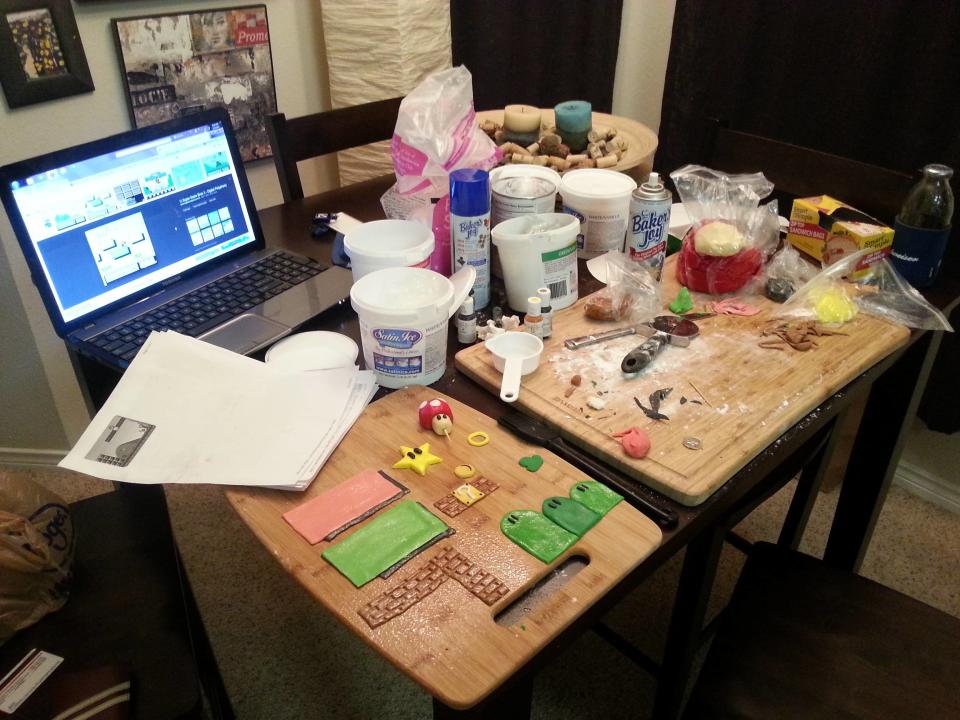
top-left (554, 100), bottom-right (592, 152)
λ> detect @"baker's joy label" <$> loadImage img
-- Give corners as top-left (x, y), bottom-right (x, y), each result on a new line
top-left (373, 328), bottom-right (422, 350)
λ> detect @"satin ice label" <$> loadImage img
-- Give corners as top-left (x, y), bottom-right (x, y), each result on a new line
top-left (373, 328), bottom-right (422, 350)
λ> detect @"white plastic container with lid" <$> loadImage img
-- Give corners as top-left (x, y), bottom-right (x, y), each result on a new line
top-left (492, 213), bottom-right (579, 312)
top-left (559, 168), bottom-right (638, 258)
top-left (350, 265), bottom-right (475, 388)
top-left (343, 219), bottom-right (435, 283)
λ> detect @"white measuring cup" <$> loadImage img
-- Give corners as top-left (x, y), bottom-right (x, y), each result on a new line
top-left (485, 332), bottom-right (544, 403)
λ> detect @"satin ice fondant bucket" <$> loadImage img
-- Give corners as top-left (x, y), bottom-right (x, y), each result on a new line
top-left (350, 265), bottom-right (475, 388)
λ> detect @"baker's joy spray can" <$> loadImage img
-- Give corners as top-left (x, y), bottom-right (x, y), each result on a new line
top-left (450, 168), bottom-right (491, 308)
top-left (627, 172), bottom-right (672, 281)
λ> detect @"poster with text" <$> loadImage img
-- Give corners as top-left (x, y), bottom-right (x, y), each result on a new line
top-left (114, 6), bottom-right (277, 161)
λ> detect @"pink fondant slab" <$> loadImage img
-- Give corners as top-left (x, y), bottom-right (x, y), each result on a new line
top-left (283, 470), bottom-right (407, 544)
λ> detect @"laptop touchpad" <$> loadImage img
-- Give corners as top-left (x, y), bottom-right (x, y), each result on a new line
top-left (201, 314), bottom-right (290, 354)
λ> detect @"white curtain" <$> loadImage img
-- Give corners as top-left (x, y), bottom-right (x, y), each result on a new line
top-left (320, 0), bottom-right (453, 185)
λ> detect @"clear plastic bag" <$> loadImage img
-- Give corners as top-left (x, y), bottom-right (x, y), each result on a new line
top-left (670, 165), bottom-right (780, 294)
top-left (1, 471), bottom-right (74, 643)
top-left (584, 251), bottom-right (661, 322)
top-left (760, 243), bottom-right (820, 302)
top-left (380, 66), bottom-right (502, 276)
top-left (779, 249), bottom-right (954, 330)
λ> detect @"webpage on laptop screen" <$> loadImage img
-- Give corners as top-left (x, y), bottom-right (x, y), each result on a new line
top-left (9, 121), bottom-right (255, 325)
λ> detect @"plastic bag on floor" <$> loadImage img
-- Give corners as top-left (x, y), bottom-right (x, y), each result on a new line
top-left (0, 471), bottom-right (74, 643)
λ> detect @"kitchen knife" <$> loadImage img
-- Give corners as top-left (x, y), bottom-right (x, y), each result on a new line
top-left (497, 411), bottom-right (679, 529)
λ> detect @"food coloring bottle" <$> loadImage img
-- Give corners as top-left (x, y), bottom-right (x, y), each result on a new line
top-left (457, 296), bottom-right (478, 344)
top-left (537, 287), bottom-right (553, 338)
top-left (525, 296), bottom-right (543, 338)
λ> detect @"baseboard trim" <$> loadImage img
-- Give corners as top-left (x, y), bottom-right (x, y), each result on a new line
top-left (0, 447), bottom-right (67, 466)
top-left (895, 460), bottom-right (960, 514)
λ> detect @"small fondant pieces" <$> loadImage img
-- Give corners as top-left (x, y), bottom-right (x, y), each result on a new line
top-left (359, 556), bottom-right (449, 628)
top-left (710, 297), bottom-right (761, 316)
top-left (454, 464), bottom-right (476, 479)
top-left (668, 286), bottom-right (694, 314)
top-left (467, 431), bottom-right (490, 447)
top-left (433, 476), bottom-right (499, 518)
top-left (282, 469), bottom-right (407, 544)
top-left (392, 443), bottom-right (443, 475)
top-left (418, 398), bottom-right (454, 431)
top-left (322, 500), bottom-right (449, 587)
top-left (518, 454), bottom-right (544, 472)
top-left (358, 545), bottom-right (511, 628)
top-left (501, 510), bottom-right (577, 564)
top-left (452, 483), bottom-right (485, 506)
top-left (570, 480), bottom-right (623, 516)
top-left (433, 545), bottom-right (510, 606)
top-left (542, 496), bottom-right (601, 537)
top-left (612, 427), bottom-right (651, 459)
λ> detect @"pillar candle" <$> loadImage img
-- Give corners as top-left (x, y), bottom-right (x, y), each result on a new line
top-left (554, 100), bottom-right (592, 152)
top-left (503, 104), bottom-right (542, 133)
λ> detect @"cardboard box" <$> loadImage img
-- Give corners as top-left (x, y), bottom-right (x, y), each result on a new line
top-left (787, 195), bottom-right (893, 277)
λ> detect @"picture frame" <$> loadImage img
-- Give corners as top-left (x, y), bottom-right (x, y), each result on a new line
top-left (0, 0), bottom-right (94, 109)
top-left (112, 5), bottom-right (278, 162)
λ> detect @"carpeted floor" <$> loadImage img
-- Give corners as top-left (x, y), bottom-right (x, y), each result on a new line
top-left (9, 465), bottom-right (960, 719)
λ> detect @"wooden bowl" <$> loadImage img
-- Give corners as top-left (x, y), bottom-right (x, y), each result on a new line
top-left (476, 109), bottom-right (659, 183)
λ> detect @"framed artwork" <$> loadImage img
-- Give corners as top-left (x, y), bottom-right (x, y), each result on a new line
top-left (0, 0), bottom-right (94, 109)
top-left (112, 5), bottom-right (277, 162)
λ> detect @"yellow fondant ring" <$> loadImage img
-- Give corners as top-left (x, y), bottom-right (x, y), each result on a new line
top-left (454, 464), bottom-right (476, 479)
top-left (467, 431), bottom-right (490, 447)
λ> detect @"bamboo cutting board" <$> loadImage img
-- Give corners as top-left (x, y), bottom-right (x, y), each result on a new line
top-left (226, 387), bottom-right (661, 710)
top-left (455, 255), bottom-right (910, 506)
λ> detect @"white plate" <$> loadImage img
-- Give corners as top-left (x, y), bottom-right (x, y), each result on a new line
top-left (265, 331), bottom-right (359, 372)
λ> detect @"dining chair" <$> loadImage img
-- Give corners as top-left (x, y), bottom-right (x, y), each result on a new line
top-left (0, 481), bottom-right (234, 719)
top-left (682, 541), bottom-right (960, 719)
top-left (701, 119), bottom-right (914, 223)
top-left (267, 97), bottom-right (403, 202)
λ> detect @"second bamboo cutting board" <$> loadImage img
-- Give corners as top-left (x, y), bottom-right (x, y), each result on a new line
top-left (455, 255), bottom-right (910, 506)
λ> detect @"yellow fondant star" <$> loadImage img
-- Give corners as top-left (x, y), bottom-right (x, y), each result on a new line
top-left (392, 443), bottom-right (442, 476)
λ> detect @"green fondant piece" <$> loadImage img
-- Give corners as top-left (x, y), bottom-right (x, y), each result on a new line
top-left (322, 500), bottom-right (448, 587)
top-left (518, 454), bottom-right (544, 472)
top-left (542, 496), bottom-right (601, 537)
top-left (501, 510), bottom-right (577, 564)
top-left (570, 480), bottom-right (623, 516)
top-left (668, 286), bottom-right (693, 314)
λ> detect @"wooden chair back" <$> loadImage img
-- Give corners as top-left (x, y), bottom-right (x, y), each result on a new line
top-left (702, 120), bottom-right (914, 223)
top-left (267, 96), bottom-right (403, 202)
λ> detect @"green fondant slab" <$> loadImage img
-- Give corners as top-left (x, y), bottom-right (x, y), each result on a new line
top-left (570, 480), bottom-right (623, 516)
top-left (322, 500), bottom-right (448, 587)
top-left (501, 510), bottom-right (577, 564)
top-left (542, 496), bottom-right (601, 537)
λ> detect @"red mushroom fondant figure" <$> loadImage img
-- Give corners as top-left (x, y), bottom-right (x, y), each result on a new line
top-left (418, 398), bottom-right (454, 437)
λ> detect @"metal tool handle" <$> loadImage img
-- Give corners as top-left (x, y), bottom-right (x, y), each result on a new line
top-left (548, 438), bottom-right (679, 529)
top-left (564, 326), bottom-right (637, 350)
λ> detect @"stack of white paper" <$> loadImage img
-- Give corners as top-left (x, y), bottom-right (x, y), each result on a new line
top-left (60, 331), bottom-right (378, 490)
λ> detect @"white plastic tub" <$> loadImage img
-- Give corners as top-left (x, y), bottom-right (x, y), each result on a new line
top-left (343, 219), bottom-right (435, 283)
top-left (559, 168), bottom-right (637, 258)
top-left (350, 265), bottom-right (474, 388)
top-left (492, 213), bottom-right (580, 312)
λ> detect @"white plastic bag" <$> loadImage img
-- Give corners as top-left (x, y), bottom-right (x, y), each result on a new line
top-left (381, 66), bottom-right (501, 275)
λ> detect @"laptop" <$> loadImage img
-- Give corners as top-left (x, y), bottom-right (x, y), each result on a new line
top-left (0, 108), bottom-right (353, 370)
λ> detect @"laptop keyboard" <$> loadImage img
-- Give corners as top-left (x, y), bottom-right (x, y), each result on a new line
top-left (88, 251), bottom-right (324, 363)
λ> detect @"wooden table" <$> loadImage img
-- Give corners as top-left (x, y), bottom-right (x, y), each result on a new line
top-left (71, 174), bottom-right (960, 718)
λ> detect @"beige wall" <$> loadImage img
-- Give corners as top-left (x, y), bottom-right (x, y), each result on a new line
top-left (0, 0), bottom-right (338, 452)
top-left (0, 1), bottom-right (675, 455)
top-left (612, 0), bottom-right (677, 133)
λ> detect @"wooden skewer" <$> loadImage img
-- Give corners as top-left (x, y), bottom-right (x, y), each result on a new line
top-left (687, 379), bottom-right (713, 408)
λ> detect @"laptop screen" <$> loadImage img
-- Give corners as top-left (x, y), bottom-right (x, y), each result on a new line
top-left (4, 116), bottom-right (257, 326)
